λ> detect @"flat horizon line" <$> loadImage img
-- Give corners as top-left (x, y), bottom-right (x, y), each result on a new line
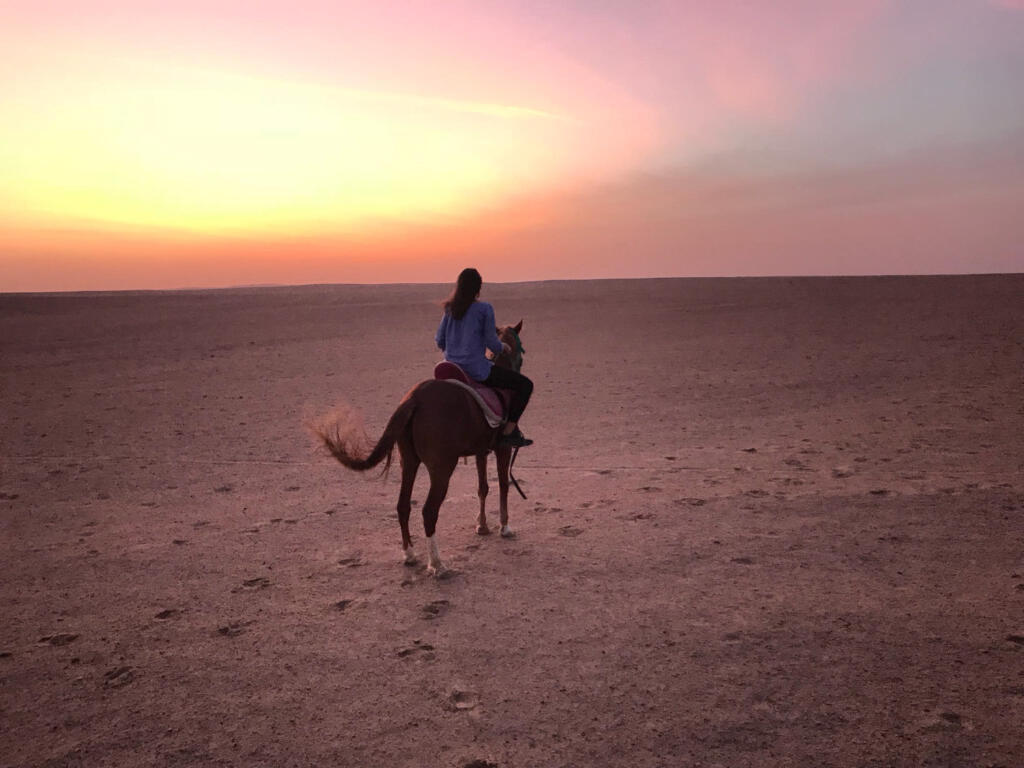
top-left (2, 271), bottom-right (1022, 297)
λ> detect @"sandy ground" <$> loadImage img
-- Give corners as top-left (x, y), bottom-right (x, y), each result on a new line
top-left (1, 276), bottom-right (1022, 768)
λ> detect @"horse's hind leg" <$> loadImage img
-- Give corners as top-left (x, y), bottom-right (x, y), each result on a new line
top-left (397, 437), bottom-right (420, 565)
top-left (422, 459), bottom-right (457, 576)
top-left (475, 453), bottom-right (491, 535)
top-left (495, 445), bottom-right (514, 537)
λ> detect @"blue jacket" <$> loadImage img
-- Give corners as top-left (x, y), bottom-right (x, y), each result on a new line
top-left (435, 301), bottom-right (504, 381)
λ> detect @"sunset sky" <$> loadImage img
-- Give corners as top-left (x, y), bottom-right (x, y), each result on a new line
top-left (3, 1), bottom-right (1023, 291)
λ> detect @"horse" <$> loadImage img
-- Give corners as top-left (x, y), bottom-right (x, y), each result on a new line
top-left (313, 321), bottom-right (527, 576)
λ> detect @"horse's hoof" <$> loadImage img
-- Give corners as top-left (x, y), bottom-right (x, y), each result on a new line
top-left (403, 549), bottom-right (418, 566)
top-left (426, 563), bottom-right (445, 578)
top-left (500, 525), bottom-right (515, 538)
top-left (476, 524), bottom-right (492, 536)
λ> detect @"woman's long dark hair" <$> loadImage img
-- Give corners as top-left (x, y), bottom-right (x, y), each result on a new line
top-left (443, 268), bottom-right (483, 320)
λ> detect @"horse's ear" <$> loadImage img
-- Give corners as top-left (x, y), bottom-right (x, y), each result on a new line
top-left (513, 319), bottom-right (523, 333)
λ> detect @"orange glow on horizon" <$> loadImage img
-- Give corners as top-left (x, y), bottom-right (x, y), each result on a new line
top-left (5, 59), bottom-right (582, 236)
top-left (2, 31), bottom-right (658, 245)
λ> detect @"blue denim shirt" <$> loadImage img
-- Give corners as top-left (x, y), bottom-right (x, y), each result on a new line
top-left (435, 301), bottom-right (504, 381)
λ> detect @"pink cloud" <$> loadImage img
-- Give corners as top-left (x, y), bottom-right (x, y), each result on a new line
top-left (642, 1), bottom-right (889, 124)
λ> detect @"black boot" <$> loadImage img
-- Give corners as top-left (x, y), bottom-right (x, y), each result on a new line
top-left (499, 427), bottom-right (533, 448)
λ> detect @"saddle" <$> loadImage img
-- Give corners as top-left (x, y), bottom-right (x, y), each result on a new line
top-left (433, 362), bottom-right (510, 428)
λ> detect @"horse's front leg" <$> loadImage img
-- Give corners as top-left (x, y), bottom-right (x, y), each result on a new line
top-left (475, 453), bottom-right (491, 535)
top-left (495, 445), bottom-right (514, 537)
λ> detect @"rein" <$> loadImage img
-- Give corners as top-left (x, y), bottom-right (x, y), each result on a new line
top-left (509, 446), bottom-right (527, 499)
top-left (496, 325), bottom-right (527, 498)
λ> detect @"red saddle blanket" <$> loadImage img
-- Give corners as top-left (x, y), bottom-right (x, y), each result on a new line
top-left (433, 361), bottom-right (510, 420)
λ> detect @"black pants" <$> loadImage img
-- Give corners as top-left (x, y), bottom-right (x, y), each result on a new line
top-left (482, 366), bottom-right (534, 424)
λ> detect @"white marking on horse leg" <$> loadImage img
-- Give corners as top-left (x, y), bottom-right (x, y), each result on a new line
top-left (403, 545), bottom-right (417, 565)
top-left (426, 535), bottom-right (443, 575)
top-left (500, 524), bottom-right (515, 538)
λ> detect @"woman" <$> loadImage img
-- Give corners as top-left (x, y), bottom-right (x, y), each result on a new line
top-left (435, 268), bottom-right (534, 448)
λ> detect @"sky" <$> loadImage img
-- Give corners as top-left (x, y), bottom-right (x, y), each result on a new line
top-left (2, 0), bottom-right (1023, 291)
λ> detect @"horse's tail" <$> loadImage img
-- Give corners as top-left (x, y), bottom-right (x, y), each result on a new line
top-left (313, 394), bottom-right (417, 474)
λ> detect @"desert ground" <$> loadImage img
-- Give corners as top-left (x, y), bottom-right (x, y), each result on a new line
top-left (1, 276), bottom-right (1022, 768)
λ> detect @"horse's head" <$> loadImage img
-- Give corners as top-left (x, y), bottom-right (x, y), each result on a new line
top-left (494, 319), bottom-right (525, 372)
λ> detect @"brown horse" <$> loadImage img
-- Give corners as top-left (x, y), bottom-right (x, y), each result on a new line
top-left (314, 321), bottom-right (526, 575)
